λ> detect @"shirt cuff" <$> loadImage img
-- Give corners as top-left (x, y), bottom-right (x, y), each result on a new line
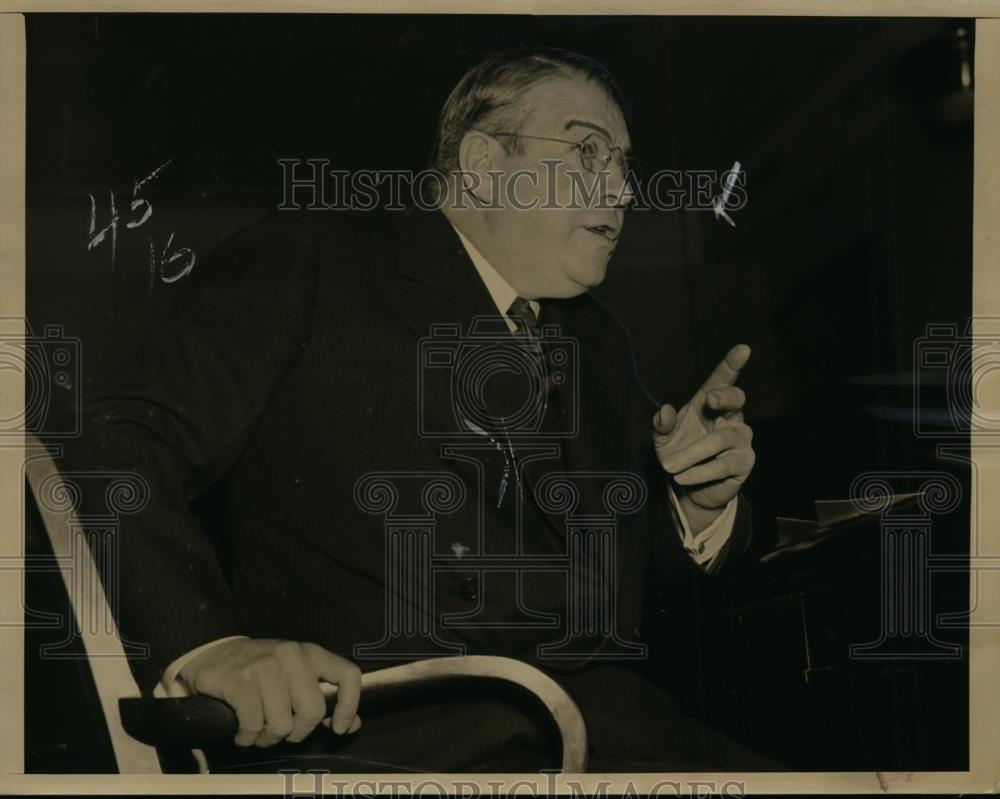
top-left (668, 486), bottom-right (738, 569)
top-left (157, 635), bottom-right (250, 698)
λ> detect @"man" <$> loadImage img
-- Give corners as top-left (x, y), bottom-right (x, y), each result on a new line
top-left (66, 47), bottom-right (765, 772)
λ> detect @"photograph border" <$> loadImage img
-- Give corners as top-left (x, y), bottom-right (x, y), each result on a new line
top-left (1, 2), bottom-right (997, 794)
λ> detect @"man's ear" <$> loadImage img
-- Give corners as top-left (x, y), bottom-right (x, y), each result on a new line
top-left (456, 130), bottom-right (497, 206)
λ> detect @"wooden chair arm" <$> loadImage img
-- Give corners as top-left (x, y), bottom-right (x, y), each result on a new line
top-left (120, 655), bottom-right (588, 772)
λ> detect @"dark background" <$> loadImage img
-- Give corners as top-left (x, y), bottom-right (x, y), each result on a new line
top-left (25, 14), bottom-right (972, 772)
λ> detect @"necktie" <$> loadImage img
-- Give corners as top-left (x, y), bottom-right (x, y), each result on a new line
top-left (507, 297), bottom-right (551, 403)
top-left (505, 299), bottom-right (566, 548)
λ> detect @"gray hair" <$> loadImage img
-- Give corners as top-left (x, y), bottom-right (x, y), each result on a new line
top-left (430, 47), bottom-right (628, 175)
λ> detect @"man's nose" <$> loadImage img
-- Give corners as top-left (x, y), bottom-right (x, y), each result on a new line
top-left (599, 160), bottom-right (633, 209)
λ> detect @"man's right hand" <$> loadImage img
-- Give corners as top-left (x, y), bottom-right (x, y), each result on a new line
top-left (178, 638), bottom-right (362, 747)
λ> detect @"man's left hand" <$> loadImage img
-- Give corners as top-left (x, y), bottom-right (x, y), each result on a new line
top-left (653, 344), bottom-right (756, 529)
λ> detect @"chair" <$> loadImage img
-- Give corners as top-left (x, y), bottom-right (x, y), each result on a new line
top-left (22, 433), bottom-right (588, 774)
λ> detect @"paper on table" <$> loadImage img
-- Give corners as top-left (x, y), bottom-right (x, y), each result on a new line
top-left (775, 516), bottom-right (820, 546)
top-left (765, 491), bottom-right (926, 561)
top-left (814, 491), bottom-right (924, 527)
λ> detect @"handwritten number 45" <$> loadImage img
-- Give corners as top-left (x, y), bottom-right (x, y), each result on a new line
top-left (87, 158), bottom-right (196, 283)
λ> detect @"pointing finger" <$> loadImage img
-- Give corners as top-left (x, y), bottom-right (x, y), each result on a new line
top-left (699, 344), bottom-right (751, 393)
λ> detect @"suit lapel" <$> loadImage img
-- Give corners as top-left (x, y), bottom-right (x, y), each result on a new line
top-left (539, 297), bottom-right (632, 477)
top-left (375, 208), bottom-right (533, 551)
top-left (534, 297), bottom-right (643, 630)
top-left (376, 206), bottom-right (501, 340)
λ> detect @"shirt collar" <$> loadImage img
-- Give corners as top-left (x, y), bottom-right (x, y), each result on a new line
top-left (451, 225), bottom-right (540, 320)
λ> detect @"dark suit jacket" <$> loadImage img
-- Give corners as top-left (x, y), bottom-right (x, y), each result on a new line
top-left (64, 206), bottom-right (752, 693)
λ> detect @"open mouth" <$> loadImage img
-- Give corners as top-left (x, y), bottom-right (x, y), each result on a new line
top-left (585, 224), bottom-right (618, 242)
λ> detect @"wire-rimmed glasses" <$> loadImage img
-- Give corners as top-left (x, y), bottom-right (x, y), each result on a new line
top-left (489, 131), bottom-right (637, 178)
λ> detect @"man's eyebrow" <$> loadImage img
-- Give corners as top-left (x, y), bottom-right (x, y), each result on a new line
top-left (564, 119), bottom-right (632, 154)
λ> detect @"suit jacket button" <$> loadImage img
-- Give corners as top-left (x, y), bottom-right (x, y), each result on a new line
top-left (459, 576), bottom-right (479, 601)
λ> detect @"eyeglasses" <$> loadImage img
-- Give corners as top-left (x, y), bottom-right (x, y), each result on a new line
top-left (489, 131), bottom-right (634, 177)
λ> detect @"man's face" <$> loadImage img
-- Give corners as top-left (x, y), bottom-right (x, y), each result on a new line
top-left (469, 77), bottom-right (631, 300)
